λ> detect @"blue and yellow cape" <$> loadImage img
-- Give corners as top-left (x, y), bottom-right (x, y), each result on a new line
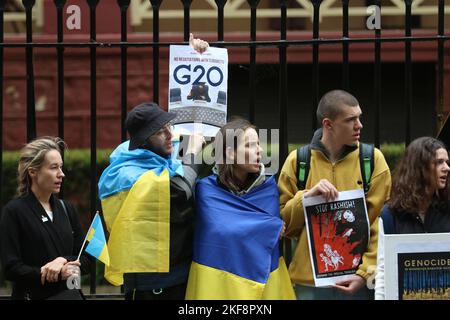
top-left (186, 175), bottom-right (295, 300)
top-left (98, 140), bottom-right (183, 286)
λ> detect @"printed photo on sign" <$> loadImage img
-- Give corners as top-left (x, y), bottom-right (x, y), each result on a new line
top-left (384, 232), bottom-right (450, 300)
top-left (169, 45), bottom-right (228, 137)
top-left (303, 189), bottom-right (370, 287)
top-left (397, 252), bottom-right (450, 300)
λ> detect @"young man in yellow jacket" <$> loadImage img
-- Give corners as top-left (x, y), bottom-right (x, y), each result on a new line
top-left (278, 89), bottom-right (391, 300)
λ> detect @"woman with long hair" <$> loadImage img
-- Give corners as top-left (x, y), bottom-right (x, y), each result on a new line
top-left (185, 119), bottom-right (295, 299)
top-left (0, 136), bottom-right (90, 299)
top-left (375, 137), bottom-right (450, 299)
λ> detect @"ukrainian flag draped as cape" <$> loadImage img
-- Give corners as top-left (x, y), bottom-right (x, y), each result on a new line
top-left (186, 175), bottom-right (295, 300)
top-left (98, 140), bottom-right (183, 286)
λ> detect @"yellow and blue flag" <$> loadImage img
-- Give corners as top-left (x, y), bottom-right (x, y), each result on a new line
top-left (85, 213), bottom-right (110, 266)
top-left (186, 175), bottom-right (295, 300)
top-left (98, 140), bottom-right (183, 286)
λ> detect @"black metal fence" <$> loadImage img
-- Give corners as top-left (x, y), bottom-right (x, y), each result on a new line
top-left (0, 0), bottom-right (448, 298)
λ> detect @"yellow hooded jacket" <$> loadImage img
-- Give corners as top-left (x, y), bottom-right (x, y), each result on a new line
top-left (278, 135), bottom-right (391, 286)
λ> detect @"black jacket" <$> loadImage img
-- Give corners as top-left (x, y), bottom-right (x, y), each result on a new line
top-left (0, 192), bottom-right (90, 300)
top-left (381, 201), bottom-right (450, 234)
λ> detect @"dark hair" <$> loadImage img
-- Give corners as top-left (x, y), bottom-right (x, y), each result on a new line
top-left (389, 137), bottom-right (450, 214)
top-left (316, 90), bottom-right (359, 125)
top-left (214, 118), bottom-right (257, 193)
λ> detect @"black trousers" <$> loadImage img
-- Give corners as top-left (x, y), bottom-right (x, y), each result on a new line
top-left (124, 282), bottom-right (187, 300)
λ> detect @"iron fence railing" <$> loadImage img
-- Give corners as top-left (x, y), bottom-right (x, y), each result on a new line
top-left (0, 0), bottom-right (448, 298)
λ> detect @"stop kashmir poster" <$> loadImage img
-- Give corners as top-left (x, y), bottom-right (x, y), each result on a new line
top-left (303, 189), bottom-right (370, 287)
top-left (168, 45), bottom-right (228, 137)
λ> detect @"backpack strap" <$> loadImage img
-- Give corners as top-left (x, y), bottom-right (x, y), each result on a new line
top-left (296, 143), bottom-right (374, 193)
top-left (359, 143), bottom-right (374, 195)
top-left (296, 144), bottom-right (311, 190)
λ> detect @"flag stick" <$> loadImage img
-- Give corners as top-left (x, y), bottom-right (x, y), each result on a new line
top-left (76, 211), bottom-right (99, 261)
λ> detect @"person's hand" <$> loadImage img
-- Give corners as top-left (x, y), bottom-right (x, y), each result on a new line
top-left (303, 179), bottom-right (339, 202)
top-left (40, 257), bottom-right (67, 285)
top-left (186, 133), bottom-right (206, 155)
top-left (60, 260), bottom-right (81, 281)
top-left (332, 274), bottom-right (366, 295)
top-left (189, 33), bottom-right (209, 54)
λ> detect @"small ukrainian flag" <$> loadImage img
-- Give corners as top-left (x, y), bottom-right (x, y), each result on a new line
top-left (85, 213), bottom-right (110, 266)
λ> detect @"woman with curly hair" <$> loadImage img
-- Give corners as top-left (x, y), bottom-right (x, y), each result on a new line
top-left (375, 137), bottom-right (450, 299)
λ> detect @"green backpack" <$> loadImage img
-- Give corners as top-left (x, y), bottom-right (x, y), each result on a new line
top-left (296, 143), bottom-right (374, 195)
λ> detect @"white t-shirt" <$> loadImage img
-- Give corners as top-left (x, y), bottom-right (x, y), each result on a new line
top-left (45, 210), bottom-right (54, 222)
top-left (375, 218), bottom-right (385, 300)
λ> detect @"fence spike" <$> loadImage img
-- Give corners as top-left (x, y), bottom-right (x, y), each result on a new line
top-left (246, 0), bottom-right (260, 9)
top-left (181, 0), bottom-right (193, 6)
top-left (150, 0), bottom-right (163, 8)
top-left (22, 0), bottom-right (36, 8)
top-left (215, 0), bottom-right (227, 8)
top-left (87, 0), bottom-right (100, 7)
top-left (53, 0), bottom-right (67, 9)
top-left (117, 0), bottom-right (130, 9)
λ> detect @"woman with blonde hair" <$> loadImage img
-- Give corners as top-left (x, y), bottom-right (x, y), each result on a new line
top-left (0, 136), bottom-right (90, 299)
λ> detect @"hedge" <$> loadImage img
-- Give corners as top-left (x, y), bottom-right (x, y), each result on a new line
top-left (287, 143), bottom-right (405, 169)
top-left (1, 149), bottom-right (114, 237)
top-left (0, 143), bottom-right (405, 288)
top-left (1, 143), bottom-right (405, 216)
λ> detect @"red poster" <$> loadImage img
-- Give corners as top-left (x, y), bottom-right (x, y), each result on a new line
top-left (303, 189), bottom-right (370, 286)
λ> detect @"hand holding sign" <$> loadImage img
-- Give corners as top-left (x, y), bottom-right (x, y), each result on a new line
top-left (189, 33), bottom-right (209, 54)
